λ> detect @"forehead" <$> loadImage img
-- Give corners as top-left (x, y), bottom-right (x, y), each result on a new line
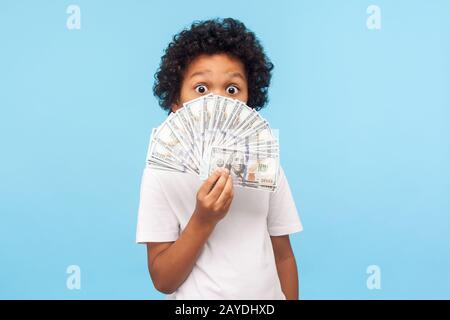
top-left (184, 53), bottom-right (246, 78)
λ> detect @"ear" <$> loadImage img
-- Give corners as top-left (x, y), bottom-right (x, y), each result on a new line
top-left (170, 100), bottom-right (181, 113)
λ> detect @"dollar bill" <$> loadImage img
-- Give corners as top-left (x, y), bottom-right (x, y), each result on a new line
top-left (175, 107), bottom-right (202, 160)
top-left (152, 121), bottom-right (199, 174)
top-left (145, 94), bottom-right (281, 191)
top-left (183, 94), bottom-right (209, 157)
top-left (166, 112), bottom-right (201, 168)
top-left (216, 101), bottom-right (255, 146)
top-left (206, 146), bottom-right (280, 191)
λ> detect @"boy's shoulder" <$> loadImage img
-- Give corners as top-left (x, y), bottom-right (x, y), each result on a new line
top-left (143, 167), bottom-right (201, 188)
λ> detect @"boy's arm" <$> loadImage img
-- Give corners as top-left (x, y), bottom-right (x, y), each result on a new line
top-left (271, 235), bottom-right (299, 300)
top-left (146, 169), bottom-right (234, 294)
top-left (146, 214), bottom-right (214, 294)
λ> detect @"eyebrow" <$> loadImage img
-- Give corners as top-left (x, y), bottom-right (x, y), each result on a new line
top-left (227, 72), bottom-right (246, 81)
top-left (188, 70), bottom-right (246, 81)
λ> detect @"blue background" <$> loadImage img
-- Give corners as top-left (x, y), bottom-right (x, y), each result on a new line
top-left (1, 0), bottom-right (449, 299)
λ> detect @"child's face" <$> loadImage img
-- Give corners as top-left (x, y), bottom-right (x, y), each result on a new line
top-left (172, 53), bottom-right (248, 112)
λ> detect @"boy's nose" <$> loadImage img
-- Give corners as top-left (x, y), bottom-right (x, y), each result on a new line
top-left (210, 90), bottom-right (221, 95)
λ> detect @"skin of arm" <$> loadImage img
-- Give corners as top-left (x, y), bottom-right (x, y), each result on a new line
top-left (271, 235), bottom-right (299, 300)
top-left (146, 168), bottom-right (234, 294)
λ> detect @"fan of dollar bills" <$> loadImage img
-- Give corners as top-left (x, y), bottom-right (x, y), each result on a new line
top-left (146, 94), bottom-right (280, 191)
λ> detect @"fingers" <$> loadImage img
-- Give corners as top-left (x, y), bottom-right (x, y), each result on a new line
top-left (223, 196), bottom-right (233, 212)
top-left (216, 175), bottom-right (234, 207)
top-left (206, 169), bottom-right (229, 202)
top-left (198, 169), bottom-right (222, 198)
top-left (198, 169), bottom-right (234, 216)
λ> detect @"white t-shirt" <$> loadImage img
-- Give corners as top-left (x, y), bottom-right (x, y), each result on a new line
top-left (136, 166), bottom-right (303, 299)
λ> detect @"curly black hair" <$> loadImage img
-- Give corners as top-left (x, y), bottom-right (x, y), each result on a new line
top-left (153, 18), bottom-right (274, 112)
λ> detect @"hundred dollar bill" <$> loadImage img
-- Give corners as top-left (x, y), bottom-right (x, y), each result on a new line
top-left (145, 127), bottom-right (191, 173)
top-left (202, 95), bottom-right (221, 158)
top-left (206, 146), bottom-right (280, 191)
top-left (231, 140), bottom-right (279, 155)
top-left (146, 139), bottom-right (190, 173)
top-left (215, 101), bottom-right (255, 146)
top-left (223, 115), bottom-right (268, 146)
top-left (175, 107), bottom-right (201, 160)
top-left (184, 93), bottom-right (213, 157)
top-left (226, 124), bottom-right (276, 149)
top-left (152, 122), bottom-right (199, 174)
top-left (209, 97), bottom-right (237, 147)
top-left (147, 158), bottom-right (182, 172)
top-left (166, 113), bottom-right (201, 168)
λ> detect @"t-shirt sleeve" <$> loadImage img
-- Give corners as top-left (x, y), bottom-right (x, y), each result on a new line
top-left (267, 167), bottom-right (303, 236)
top-left (136, 168), bottom-right (180, 243)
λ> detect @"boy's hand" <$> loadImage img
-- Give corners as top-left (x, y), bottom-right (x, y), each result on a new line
top-left (194, 168), bottom-right (234, 226)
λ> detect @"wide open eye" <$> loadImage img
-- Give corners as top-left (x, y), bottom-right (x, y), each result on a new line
top-left (226, 85), bottom-right (239, 95)
top-left (195, 84), bottom-right (208, 94)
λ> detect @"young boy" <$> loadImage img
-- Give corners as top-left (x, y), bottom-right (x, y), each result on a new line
top-left (136, 18), bottom-right (303, 300)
